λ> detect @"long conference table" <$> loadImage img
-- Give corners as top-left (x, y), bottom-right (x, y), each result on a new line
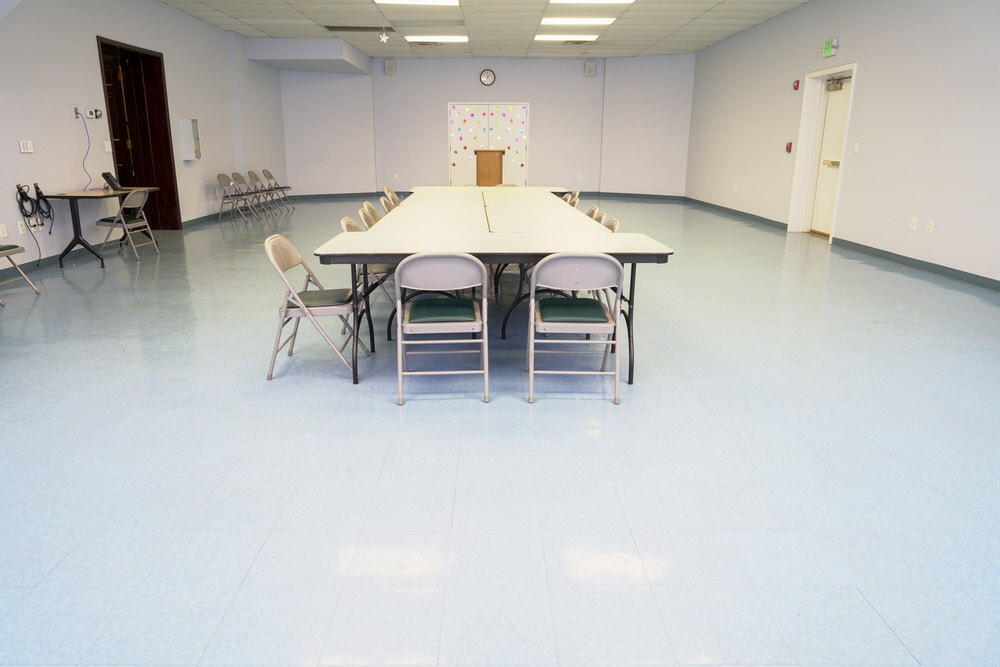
top-left (315, 186), bottom-right (674, 385)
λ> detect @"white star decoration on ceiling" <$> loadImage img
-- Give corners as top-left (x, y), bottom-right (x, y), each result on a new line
top-left (379, 32), bottom-right (389, 44)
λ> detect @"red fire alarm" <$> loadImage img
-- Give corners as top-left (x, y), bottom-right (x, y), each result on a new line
top-left (793, 79), bottom-right (800, 90)
top-left (786, 142), bottom-right (793, 153)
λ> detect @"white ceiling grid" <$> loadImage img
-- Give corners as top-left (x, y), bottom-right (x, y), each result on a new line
top-left (160, 0), bottom-right (809, 58)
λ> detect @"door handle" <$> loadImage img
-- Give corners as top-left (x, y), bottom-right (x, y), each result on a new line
top-left (822, 159), bottom-right (841, 166)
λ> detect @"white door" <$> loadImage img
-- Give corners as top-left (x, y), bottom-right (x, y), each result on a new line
top-left (810, 79), bottom-right (851, 235)
top-left (448, 103), bottom-right (528, 186)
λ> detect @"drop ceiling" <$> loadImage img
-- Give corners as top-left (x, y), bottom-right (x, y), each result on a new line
top-left (159, 0), bottom-right (811, 59)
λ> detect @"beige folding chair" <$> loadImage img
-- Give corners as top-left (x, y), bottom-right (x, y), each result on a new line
top-left (0, 244), bottom-right (40, 306)
top-left (262, 169), bottom-right (295, 210)
top-left (584, 206), bottom-right (600, 219)
top-left (97, 189), bottom-right (159, 260)
top-left (561, 193), bottom-right (572, 203)
top-left (340, 216), bottom-right (395, 303)
top-left (359, 206), bottom-right (378, 230)
top-left (395, 253), bottom-right (489, 405)
top-left (603, 217), bottom-right (620, 233)
top-left (233, 172), bottom-right (267, 216)
top-left (217, 173), bottom-right (253, 222)
top-left (380, 195), bottom-right (396, 214)
top-left (384, 186), bottom-right (401, 207)
top-left (264, 234), bottom-right (367, 380)
top-left (249, 170), bottom-right (285, 211)
top-left (527, 253), bottom-right (624, 404)
top-left (568, 196), bottom-right (580, 208)
top-left (363, 201), bottom-right (382, 224)
top-left (594, 211), bottom-right (607, 225)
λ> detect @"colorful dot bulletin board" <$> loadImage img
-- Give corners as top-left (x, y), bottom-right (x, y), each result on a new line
top-left (448, 103), bottom-right (528, 186)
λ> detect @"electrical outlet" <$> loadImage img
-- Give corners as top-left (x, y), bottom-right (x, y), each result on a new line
top-left (576, 173), bottom-right (582, 180)
top-left (926, 219), bottom-right (934, 233)
top-left (909, 217), bottom-right (917, 231)
top-left (73, 105), bottom-right (80, 119)
top-left (18, 221), bottom-right (27, 235)
top-left (394, 173), bottom-right (399, 181)
top-left (0, 224), bottom-right (7, 238)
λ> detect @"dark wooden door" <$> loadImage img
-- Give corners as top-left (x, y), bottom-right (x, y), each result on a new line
top-left (98, 38), bottom-right (181, 230)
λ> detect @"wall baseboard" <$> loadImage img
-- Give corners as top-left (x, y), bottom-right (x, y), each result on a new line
top-left (831, 237), bottom-right (1000, 292)
top-left (6, 193), bottom-right (997, 294)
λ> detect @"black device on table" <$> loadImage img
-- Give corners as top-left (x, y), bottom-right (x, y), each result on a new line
top-left (102, 171), bottom-right (122, 191)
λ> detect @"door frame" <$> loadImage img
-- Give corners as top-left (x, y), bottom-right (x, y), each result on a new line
top-left (96, 36), bottom-right (182, 230)
top-left (787, 62), bottom-right (858, 241)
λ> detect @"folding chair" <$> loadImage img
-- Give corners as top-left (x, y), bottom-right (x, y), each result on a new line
top-left (264, 234), bottom-right (368, 380)
top-left (217, 173), bottom-right (253, 222)
top-left (359, 204), bottom-right (379, 230)
top-left (248, 170), bottom-right (284, 211)
top-left (384, 186), bottom-right (401, 207)
top-left (395, 253), bottom-right (489, 405)
top-left (340, 216), bottom-right (395, 303)
top-left (527, 253), bottom-right (624, 404)
top-left (380, 196), bottom-right (396, 214)
top-left (0, 245), bottom-right (40, 306)
top-left (96, 189), bottom-right (160, 260)
top-left (262, 169), bottom-right (295, 210)
top-left (232, 173), bottom-right (266, 216)
top-left (594, 211), bottom-right (607, 225)
top-left (603, 217), bottom-right (620, 233)
top-left (584, 206), bottom-right (600, 219)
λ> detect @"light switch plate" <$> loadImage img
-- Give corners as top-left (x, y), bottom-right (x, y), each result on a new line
top-left (18, 140), bottom-right (34, 154)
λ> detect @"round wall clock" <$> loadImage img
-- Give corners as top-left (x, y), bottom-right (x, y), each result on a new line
top-left (480, 69), bottom-right (495, 86)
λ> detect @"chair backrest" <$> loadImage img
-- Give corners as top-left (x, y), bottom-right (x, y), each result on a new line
top-left (568, 196), bottom-right (580, 208)
top-left (218, 173), bottom-right (235, 191)
top-left (261, 168), bottom-right (278, 185)
top-left (594, 211), bottom-right (607, 225)
top-left (384, 186), bottom-right (401, 206)
top-left (340, 216), bottom-right (365, 233)
top-left (585, 206), bottom-right (599, 219)
top-left (232, 172), bottom-right (250, 191)
top-left (603, 217), bottom-right (620, 233)
top-left (265, 234), bottom-right (303, 275)
top-left (380, 196), bottom-right (395, 214)
top-left (247, 171), bottom-right (266, 189)
top-left (395, 253), bottom-right (487, 295)
top-left (561, 193), bottom-right (572, 203)
top-left (120, 189), bottom-right (149, 213)
top-left (359, 207), bottom-right (377, 229)
top-left (571, 189), bottom-right (580, 199)
top-left (363, 200), bottom-right (381, 222)
top-left (532, 253), bottom-right (623, 293)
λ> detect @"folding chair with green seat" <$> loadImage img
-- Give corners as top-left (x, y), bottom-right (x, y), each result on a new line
top-left (97, 189), bottom-right (159, 261)
top-left (0, 244), bottom-right (40, 306)
top-left (264, 234), bottom-right (368, 380)
top-left (527, 253), bottom-right (624, 404)
top-left (394, 253), bottom-right (489, 405)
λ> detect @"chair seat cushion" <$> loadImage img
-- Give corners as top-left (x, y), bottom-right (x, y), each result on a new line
top-left (408, 298), bottom-right (476, 323)
top-left (97, 215), bottom-right (145, 225)
top-left (538, 297), bottom-right (608, 323)
top-left (288, 288), bottom-right (352, 309)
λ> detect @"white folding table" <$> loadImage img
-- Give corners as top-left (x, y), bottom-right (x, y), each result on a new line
top-left (315, 187), bottom-right (673, 384)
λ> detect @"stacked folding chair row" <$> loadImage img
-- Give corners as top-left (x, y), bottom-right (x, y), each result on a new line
top-left (217, 169), bottom-right (294, 222)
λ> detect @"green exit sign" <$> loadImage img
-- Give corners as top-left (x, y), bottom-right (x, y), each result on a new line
top-left (822, 38), bottom-right (839, 58)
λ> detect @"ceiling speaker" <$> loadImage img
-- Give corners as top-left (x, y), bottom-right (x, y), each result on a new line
top-left (584, 61), bottom-right (596, 77)
top-left (384, 59), bottom-right (396, 75)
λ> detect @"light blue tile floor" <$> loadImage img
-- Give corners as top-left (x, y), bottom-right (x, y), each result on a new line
top-left (1, 195), bottom-right (999, 665)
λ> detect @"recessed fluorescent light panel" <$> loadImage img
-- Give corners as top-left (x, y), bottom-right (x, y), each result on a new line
top-left (376, 0), bottom-right (459, 5)
top-left (404, 35), bottom-right (469, 42)
top-left (534, 34), bottom-right (599, 41)
top-left (541, 18), bottom-right (616, 25)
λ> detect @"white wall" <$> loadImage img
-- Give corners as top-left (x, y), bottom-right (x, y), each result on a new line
top-left (686, 0), bottom-right (1000, 281)
top-left (279, 55), bottom-right (696, 196)
top-left (371, 58), bottom-right (607, 192)
top-left (281, 71), bottom-right (377, 195)
top-left (0, 0), bottom-right (286, 262)
top-left (601, 55), bottom-right (695, 195)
